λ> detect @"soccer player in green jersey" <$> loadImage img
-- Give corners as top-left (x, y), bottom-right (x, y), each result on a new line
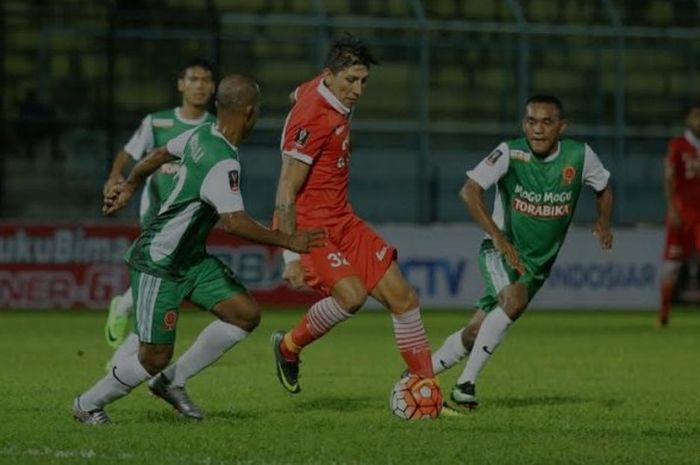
top-left (73, 75), bottom-right (326, 424)
top-left (431, 95), bottom-right (614, 409)
top-left (103, 59), bottom-right (216, 355)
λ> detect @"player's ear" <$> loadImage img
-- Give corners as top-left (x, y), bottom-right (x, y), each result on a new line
top-left (177, 78), bottom-right (185, 93)
top-left (558, 119), bottom-right (568, 136)
top-left (322, 67), bottom-right (334, 83)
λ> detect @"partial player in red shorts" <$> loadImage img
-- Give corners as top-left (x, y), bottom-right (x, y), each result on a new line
top-left (271, 34), bottom-right (436, 394)
top-left (659, 102), bottom-right (700, 327)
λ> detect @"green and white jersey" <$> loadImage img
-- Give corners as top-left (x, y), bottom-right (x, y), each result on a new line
top-left (467, 137), bottom-right (610, 275)
top-left (125, 123), bottom-right (244, 279)
top-left (124, 107), bottom-right (215, 225)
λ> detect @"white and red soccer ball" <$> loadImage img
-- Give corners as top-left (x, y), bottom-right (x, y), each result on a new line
top-left (389, 374), bottom-right (443, 420)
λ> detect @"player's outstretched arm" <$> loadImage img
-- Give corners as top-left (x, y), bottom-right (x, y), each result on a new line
top-left (664, 155), bottom-right (681, 228)
top-left (102, 146), bottom-right (175, 215)
top-left (219, 211), bottom-right (326, 253)
top-left (103, 150), bottom-right (131, 196)
top-left (275, 156), bottom-right (311, 235)
top-left (460, 178), bottom-right (525, 274)
top-left (592, 185), bottom-right (614, 250)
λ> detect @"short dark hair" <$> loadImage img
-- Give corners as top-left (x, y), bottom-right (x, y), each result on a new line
top-left (684, 101), bottom-right (700, 117)
top-left (526, 95), bottom-right (564, 116)
top-left (324, 33), bottom-right (378, 73)
top-left (179, 58), bottom-right (215, 79)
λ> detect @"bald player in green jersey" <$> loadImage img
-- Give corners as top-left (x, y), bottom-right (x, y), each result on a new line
top-left (103, 59), bottom-right (216, 355)
top-left (73, 75), bottom-right (325, 424)
top-left (432, 95), bottom-right (614, 410)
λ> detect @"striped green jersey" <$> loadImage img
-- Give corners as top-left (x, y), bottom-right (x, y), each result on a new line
top-left (124, 107), bottom-right (215, 225)
top-left (467, 137), bottom-right (610, 275)
top-left (125, 123), bottom-right (244, 279)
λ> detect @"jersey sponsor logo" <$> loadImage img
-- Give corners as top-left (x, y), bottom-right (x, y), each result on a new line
top-left (294, 127), bottom-right (310, 146)
top-left (681, 152), bottom-right (700, 179)
top-left (514, 184), bottom-right (572, 204)
top-left (513, 198), bottom-right (571, 218)
top-left (510, 150), bottom-right (531, 162)
top-left (485, 149), bottom-right (504, 165)
top-left (482, 345), bottom-right (493, 355)
top-left (375, 245), bottom-right (389, 261)
top-left (152, 118), bottom-right (174, 128)
top-left (562, 166), bottom-right (576, 185)
top-left (228, 170), bottom-right (240, 192)
top-left (163, 310), bottom-right (178, 330)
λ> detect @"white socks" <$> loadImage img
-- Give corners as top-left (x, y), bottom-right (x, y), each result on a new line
top-left (457, 307), bottom-right (512, 385)
top-left (432, 329), bottom-right (469, 375)
top-left (115, 288), bottom-right (134, 317)
top-left (160, 320), bottom-right (249, 387)
top-left (109, 332), bottom-right (140, 369)
top-left (80, 354), bottom-right (150, 410)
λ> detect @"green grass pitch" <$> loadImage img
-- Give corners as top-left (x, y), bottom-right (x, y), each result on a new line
top-left (0, 308), bottom-right (699, 465)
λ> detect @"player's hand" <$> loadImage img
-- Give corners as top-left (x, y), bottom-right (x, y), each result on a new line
top-left (102, 175), bottom-right (124, 197)
top-left (492, 232), bottom-right (525, 275)
top-left (667, 207), bottom-right (682, 229)
top-left (282, 261), bottom-right (305, 289)
top-left (102, 182), bottom-right (136, 215)
top-left (286, 228), bottom-right (327, 253)
top-left (592, 221), bottom-right (613, 251)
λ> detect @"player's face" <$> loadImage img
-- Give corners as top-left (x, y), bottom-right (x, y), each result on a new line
top-left (686, 108), bottom-right (700, 138)
top-left (178, 66), bottom-right (215, 108)
top-left (324, 65), bottom-right (369, 108)
top-left (522, 103), bottom-right (567, 157)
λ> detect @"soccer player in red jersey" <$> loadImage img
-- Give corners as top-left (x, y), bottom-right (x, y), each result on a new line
top-left (271, 34), bottom-right (436, 394)
top-left (659, 102), bottom-right (700, 327)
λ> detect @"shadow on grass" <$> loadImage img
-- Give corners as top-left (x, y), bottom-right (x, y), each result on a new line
top-left (142, 410), bottom-right (197, 424)
top-left (491, 395), bottom-right (623, 409)
top-left (292, 395), bottom-right (375, 413)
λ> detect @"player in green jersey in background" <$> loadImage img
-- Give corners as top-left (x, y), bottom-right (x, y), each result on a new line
top-left (431, 95), bottom-right (614, 410)
top-left (103, 59), bottom-right (216, 357)
top-left (73, 75), bottom-right (326, 425)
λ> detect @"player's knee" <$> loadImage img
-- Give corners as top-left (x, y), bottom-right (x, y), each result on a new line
top-left (498, 285), bottom-right (528, 319)
top-left (388, 287), bottom-right (419, 314)
top-left (138, 345), bottom-right (173, 375)
top-left (333, 285), bottom-right (368, 313)
top-left (217, 296), bottom-right (261, 332)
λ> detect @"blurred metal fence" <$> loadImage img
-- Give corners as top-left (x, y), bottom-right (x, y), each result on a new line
top-left (2, 0), bottom-right (699, 224)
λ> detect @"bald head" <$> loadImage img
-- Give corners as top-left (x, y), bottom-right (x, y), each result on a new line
top-left (215, 74), bottom-right (260, 112)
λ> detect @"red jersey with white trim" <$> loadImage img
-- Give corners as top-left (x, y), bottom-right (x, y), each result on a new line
top-left (281, 75), bottom-right (353, 227)
top-left (667, 131), bottom-right (700, 219)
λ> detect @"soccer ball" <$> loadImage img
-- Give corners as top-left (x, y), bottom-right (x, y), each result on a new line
top-left (389, 374), bottom-right (443, 420)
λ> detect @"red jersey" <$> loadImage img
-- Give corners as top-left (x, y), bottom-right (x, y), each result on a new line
top-left (281, 75), bottom-right (353, 227)
top-left (667, 130), bottom-right (700, 218)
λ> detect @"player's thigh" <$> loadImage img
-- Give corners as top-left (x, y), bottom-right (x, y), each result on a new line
top-left (130, 268), bottom-right (187, 344)
top-left (300, 240), bottom-right (360, 296)
top-left (370, 261), bottom-right (418, 314)
top-left (477, 241), bottom-right (518, 312)
top-left (186, 257), bottom-right (256, 325)
top-left (330, 276), bottom-right (368, 312)
top-left (664, 224), bottom-right (690, 261)
top-left (339, 217), bottom-right (396, 294)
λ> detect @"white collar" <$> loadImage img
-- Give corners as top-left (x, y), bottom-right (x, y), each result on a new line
top-left (684, 129), bottom-right (700, 150)
top-left (316, 79), bottom-right (351, 116)
top-left (175, 107), bottom-right (210, 125)
top-left (537, 142), bottom-right (561, 163)
top-left (211, 124), bottom-right (238, 152)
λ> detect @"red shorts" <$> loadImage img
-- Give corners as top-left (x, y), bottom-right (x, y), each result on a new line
top-left (299, 215), bottom-right (396, 296)
top-left (664, 216), bottom-right (700, 260)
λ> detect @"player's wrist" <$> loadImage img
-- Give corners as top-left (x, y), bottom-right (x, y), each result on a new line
top-left (283, 249), bottom-right (301, 263)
